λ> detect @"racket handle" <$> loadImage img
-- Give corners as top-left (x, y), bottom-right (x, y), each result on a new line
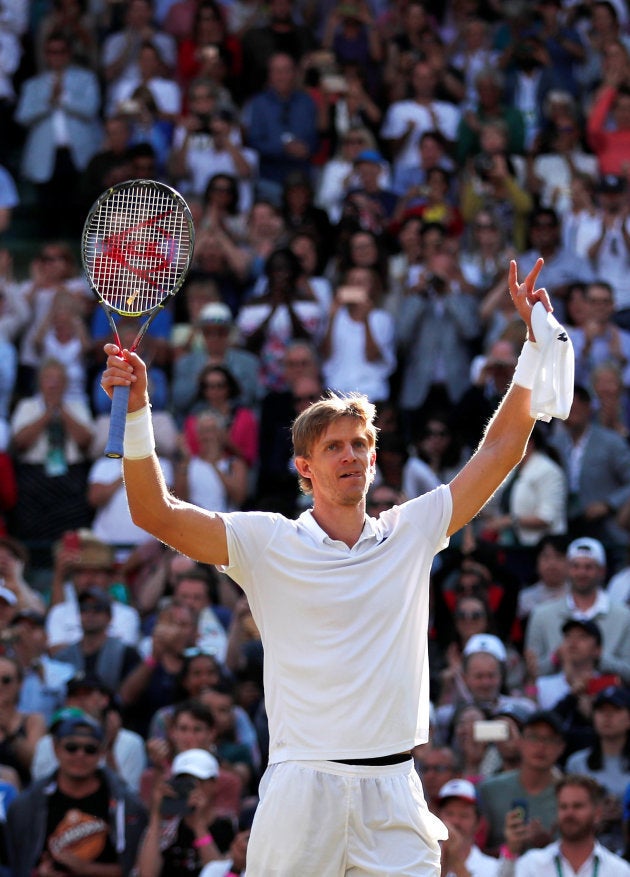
top-left (105, 384), bottom-right (131, 458)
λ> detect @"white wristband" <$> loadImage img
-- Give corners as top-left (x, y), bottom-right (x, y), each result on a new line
top-left (124, 405), bottom-right (155, 459)
top-left (513, 340), bottom-right (541, 390)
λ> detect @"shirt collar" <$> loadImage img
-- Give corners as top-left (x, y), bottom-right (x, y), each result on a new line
top-left (299, 508), bottom-right (382, 549)
top-left (567, 589), bottom-right (609, 619)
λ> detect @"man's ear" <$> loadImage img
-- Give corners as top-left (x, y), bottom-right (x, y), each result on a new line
top-left (294, 456), bottom-right (312, 479)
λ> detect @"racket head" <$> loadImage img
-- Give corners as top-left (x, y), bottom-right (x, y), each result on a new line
top-left (81, 179), bottom-right (195, 319)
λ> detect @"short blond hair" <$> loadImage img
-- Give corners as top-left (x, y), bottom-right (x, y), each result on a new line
top-left (292, 392), bottom-right (378, 495)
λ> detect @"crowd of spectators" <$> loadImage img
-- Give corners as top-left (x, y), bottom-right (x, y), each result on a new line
top-left (4, 0), bottom-right (630, 874)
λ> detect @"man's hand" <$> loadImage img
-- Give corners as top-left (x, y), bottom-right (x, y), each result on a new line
top-left (508, 258), bottom-right (550, 342)
top-left (101, 344), bottom-right (148, 414)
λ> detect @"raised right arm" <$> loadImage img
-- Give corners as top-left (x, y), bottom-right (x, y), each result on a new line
top-left (101, 344), bottom-right (229, 566)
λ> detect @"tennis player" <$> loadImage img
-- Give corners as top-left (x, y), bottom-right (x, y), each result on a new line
top-left (101, 259), bottom-right (556, 876)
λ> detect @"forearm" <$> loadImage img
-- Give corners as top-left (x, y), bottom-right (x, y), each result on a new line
top-left (137, 819), bottom-right (162, 877)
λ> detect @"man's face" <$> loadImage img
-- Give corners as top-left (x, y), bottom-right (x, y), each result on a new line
top-left (202, 691), bottom-right (235, 734)
top-left (557, 784), bottom-right (599, 842)
top-left (463, 653), bottom-right (502, 703)
top-left (519, 722), bottom-right (564, 771)
top-left (561, 627), bottom-right (600, 666)
top-left (415, 748), bottom-right (457, 800)
top-left (79, 602), bottom-right (111, 635)
top-left (268, 55), bottom-right (295, 95)
top-left (170, 712), bottom-right (215, 754)
top-left (73, 568), bottom-right (111, 594)
top-left (54, 735), bottom-right (102, 781)
top-left (439, 799), bottom-right (478, 843)
top-left (174, 579), bottom-right (209, 616)
top-left (568, 557), bottom-right (602, 596)
top-left (295, 417), bottom-right (376, 508)
top-left (536, 544), bottom-right (568, 587)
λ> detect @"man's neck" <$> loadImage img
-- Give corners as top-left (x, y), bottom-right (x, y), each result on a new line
top-left (311, 500), bottom-right (367, 549)
top-left (519, 764), bottom-right (554, 793)
top-left (559, 837), bottom-right (596, 872)
top-left (82, 630), bottom-right (108, 655)
top-left (570, 589), bottom-right (598, 612)
top-left (601, 734), bottom-right (626, 757)
top-left (57, 772), bottom-right (101, 799)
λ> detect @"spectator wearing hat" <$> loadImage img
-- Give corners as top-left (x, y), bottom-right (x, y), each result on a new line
top-left (548, 386), bottom-right (630, 562)
top-left (137, 748), bottom-right (234, 877)
top-left (32, 680), bottom-right (147, 793)
top-left (54, 588), bottom-right (142, 693)
top-left (172, 302), bottom-right (260, 419)
top-left (478, 710), bottom-right (565, 853)
top-left (0, 537), bottom-right (45, 615)
top-left (438, 778), bottom-right (500, 876)
top-left (506, 774), bottom-right (630, 877)
top-left (436, 634), bottom-right (535, 742)
top-left (9, 609), bottom-right (75, 723)
top-left (46, 532), bottom-right (141, 651)
top-left (534, 618), bottom-right (606, 711)
top-left (526, 537), bottom-right (630, 682)
top-left (6, 712), bottom-right (147, 877)
top-left (340, 149), bottom-right (398, 236)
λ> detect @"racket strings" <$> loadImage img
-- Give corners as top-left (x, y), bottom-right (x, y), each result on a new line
top-left (85, 183), bottom-right (192, 316)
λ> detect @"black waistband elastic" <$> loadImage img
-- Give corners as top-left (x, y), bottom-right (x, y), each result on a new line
top-left (330, 751), bottom-right (412, 766)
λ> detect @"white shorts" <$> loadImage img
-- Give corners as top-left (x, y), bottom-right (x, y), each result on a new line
top-left (245, 758), bottom-right (447, 876)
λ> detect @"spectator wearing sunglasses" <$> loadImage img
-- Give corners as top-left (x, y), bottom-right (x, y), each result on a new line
top-left (5, 713), bottom-right (147, 877)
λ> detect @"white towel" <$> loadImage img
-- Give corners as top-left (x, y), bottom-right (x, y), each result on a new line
top-left (529, 301), bottom-right (574, 422)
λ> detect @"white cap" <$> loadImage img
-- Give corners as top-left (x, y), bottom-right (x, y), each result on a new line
top-left (0, 584), bottom-right (17, 606)
top-left (567, 537), bottom-right (606, 567)
top-left (196, 302), bottom-right (233, 326)
top-left (172, 749), bottom-right (219, 780)
top-left (438, 778), bottom-right (478, 804)
top-left (462, 633), bottom-right (507, 663)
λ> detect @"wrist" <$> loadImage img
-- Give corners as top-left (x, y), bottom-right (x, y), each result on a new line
top-left (144, 655), bottom-right (158, 670)
top-left (513, 339), bottom-right (541, 390)
top-left (192, 833), bottom-right (214, 849)
top-left (124, 404), bottom-right (155, 459)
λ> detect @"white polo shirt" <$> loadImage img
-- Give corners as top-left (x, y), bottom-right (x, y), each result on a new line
top-left (515, 841), bottom-right (630, 877)
top-left (220, 484), bottom-right (451, 764)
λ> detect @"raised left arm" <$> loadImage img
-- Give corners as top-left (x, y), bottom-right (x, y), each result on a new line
top-left (447, 258), bottom-right (549, 537)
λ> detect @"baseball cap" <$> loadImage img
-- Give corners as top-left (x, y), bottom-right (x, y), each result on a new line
top-left (594, 685), bottom-right (630, 710)
top-left (172, 749), bottom-right (219, 780)
top-left (598, 174), bottom-right (625, 194)
top-left (54, 713), bottom-right (104, 742)
top-left (561, 618), bottom-right (602, 646)
top-left (9, 608), bottom-right (45, 626)
top-left (438, 778), bottom-right (478, 805)
top-left (522, 709), bottom-right (563, 736)
top-left (566, 537), bottom-right (606, 567)
top-left (493, 702), bottom-right (532, 728)
top-left (78, 587), bottom-right (112, 612)
top-left (196, 302), bottom-right (233, 327)
top-left (0, 584), bottom-right (17, 606)
top-left (67, 672), bottom-right (110, 697)
top-left (354, 149), bottom-right (383, 165)
top-left (462, 633), bottom-right (507, 663)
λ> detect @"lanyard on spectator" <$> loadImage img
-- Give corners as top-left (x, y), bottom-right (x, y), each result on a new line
top-left (554, 853), bottom-right (599, 877)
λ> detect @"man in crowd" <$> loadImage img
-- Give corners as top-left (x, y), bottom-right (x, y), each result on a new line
top-left (478, 710), bottom-right (565, 853)
top-left (6, 712), bottom-right (147, 877)
top-left (438, 778), bottom-right (500, 876)
top-left (504, 774), bottom-right (630, 876)
top-left (526, 537), bottom-right (630, 682)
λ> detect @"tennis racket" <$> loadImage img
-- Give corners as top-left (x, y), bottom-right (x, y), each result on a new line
top-left (82, 179), bottom-right (195, 458)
